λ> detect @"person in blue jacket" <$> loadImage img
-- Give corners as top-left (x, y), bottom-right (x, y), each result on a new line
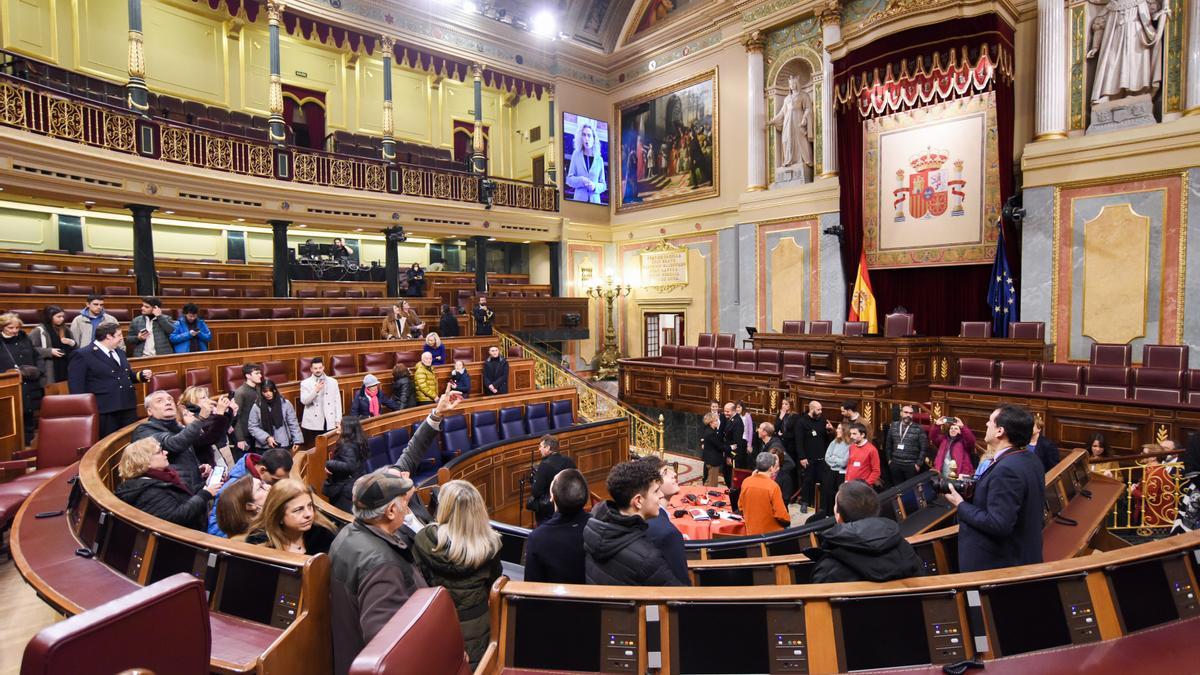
top-left (422, 332), bottom-right (446, 365)
top-left (448, 359), bottom-right (471, 399)
top-left (170, 303), bottom-right (212, 353)
top-left (206, 447), bottom-right (293, 537)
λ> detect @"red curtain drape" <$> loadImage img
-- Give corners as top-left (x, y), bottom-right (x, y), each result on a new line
top-left (834, 14), bottom-right (1018, 337)
top-left (282, 84), bottom-right (326, 150)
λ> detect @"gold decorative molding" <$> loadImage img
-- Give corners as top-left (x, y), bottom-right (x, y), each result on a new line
top-left (861, 401), bottom-right (873, 426)
top-left (379, 35), bottom-right (395, 54)
top-left (931, 402), bottom-right (944, 420)
top-left (126, 30), bottom-right (145, 80)
top-left (639, 239), bottom-right (690, 293)
top-left (898, 357), bottom-right (908, 383)
top-left (665, 375), bottom-right (672, 399)
top-left (1156, 424), bottom-right (1169, 445)
top-left (819, 0), bottom-right (841, 26)
top-left (266, 0), bottom-right (285, 25)
top-left (713, 380), bottom-right (721, 402)
top-left (769, 388), bottom-right (779, 413)
top-left (1033, 131), bottom-right (1068, 141)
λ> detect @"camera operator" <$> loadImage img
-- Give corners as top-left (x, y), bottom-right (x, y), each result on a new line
top-left (944, 405), bottom-right (1044, 572)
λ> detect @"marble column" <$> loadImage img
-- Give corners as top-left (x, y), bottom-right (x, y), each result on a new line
top-left (1187, 0), bottom-right (1200, 115)
top-left (1034, 0), bottom-right (1067, 139)
top-left (546, 86), bottom-right (557, 183)
top-left (380, 36), bottom-right (396, 160)
top-left (127, 205), bottom-right (157, 295)
top-left (267, 0), bottom-right (287, 144)
top-left (383, 226), bottom-right (402, 297)
top-left (820, 6), bottom-right (840, 176)
top-left (125, 0), bottom-right (149, 112)
top-left (269, 219), bottom-right (290, 297)
top-left (472, 236), bottom-right (489, 293)
top-left (471, 63), bottom-right (487, 174)
top-left (744, 32), bottom-right (767, 191)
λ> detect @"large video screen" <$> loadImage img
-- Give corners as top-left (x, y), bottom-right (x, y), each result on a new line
top-left (562, 112), bottom-right (610, 205)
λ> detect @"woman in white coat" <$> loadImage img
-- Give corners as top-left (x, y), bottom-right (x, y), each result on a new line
top-left (565, 121), bottom-right (606, 203)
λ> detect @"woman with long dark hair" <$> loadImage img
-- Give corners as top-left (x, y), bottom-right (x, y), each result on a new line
top-left (324, 415), bottom-right (369, 512)
top-left (28, 304), bottom-right (75, 386)
top-left (1089, 432), bottom-right (1117, 477)
top-left (247, 379), bottom-right (302, 451)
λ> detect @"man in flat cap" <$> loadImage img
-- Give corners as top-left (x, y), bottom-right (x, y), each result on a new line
top-left (329, 467), bottom-right (427, 675)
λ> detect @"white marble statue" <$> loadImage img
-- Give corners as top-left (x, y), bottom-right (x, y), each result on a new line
top-left (767, 75), bottom-right (814, 173)
top-left (1086, 0), bottom-right (1171, 104)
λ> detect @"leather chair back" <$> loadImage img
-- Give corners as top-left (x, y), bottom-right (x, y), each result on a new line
top-left (22, 574), bottom-right (210, 675)
top-left (237, 308), bottom-right (263, 319)
top-left (1040, 363), bottom-right (1084, 395)
top-left (190, 288), bottom-right (212, 296)
top-left (694, 346), bottom-right (714, 368)
top-left (1084, 365), bottom-right (1131, 400)
top-left (451, 347), bottom-right (473, 363)
top-left (161, 287), bottom-right (184, 296)
top-left (29, 285), bottom-right (57, 294)
top-left (107, 309), bottom-right (131, 322)
top-left (356, 306), bottom-right (378, 317)
top-left (330, 354), bottom-right (359, 377)
top-left (756, 349), bottom-right (781, 373)
top-left (261, 360), bottom-right (287, 382)
top-left (808, 320), bottom-right (832, 335)
top-left (302, 307), bottom-right (323, 318)
top-left (297, 289), bottom-right (317, 298)
top-left (507, 346), bottom-right (523, 358)
top-left (328, 306), bottom-right (349, 317)
top-left (1143, 344), bottom-right (1189, 370)
top-left (180, 270), bottom-right (202, 278)
top-left (348, 587), bottom-right (470, 675)
top-left (440, 415), bottom-right (470, 462)
top-left (526, 403), bottom-right (550, 434)
top-left (363, 352), bottom-right (395, 372)
top-left (184, 368), bottom-right (211, 390)
top-left (322, 289), bottom-right (344, 298)
top-left (957, 358), bottom-right (996, 389)
top-left (366, 435), bottom-right (390, 472)
top-left (735, 349), bottom-right (757, 370)
top-left (221, 365), bottom-right (245, 395)
top-left (659, 344), bottom-right (678, 364)
top-left (782, 321), bottom-right (805, 335)
top-left (1132, 367), bottom-right (1185, 404)
top-left (697, 333), bottom-right (714, 348)
top-left (471, 410), bottom-right (499, 449)
top-left (385, 428), bottom-right (411, 465)
top-left (103, 286), bottom-right (130, 295)
top-left (713, 347), bottom-right (734, 369)
top-left (67, 284), bottom-right (93, 296)
top-left (997, 360), bottom-right (1038, 392)
top-left (1189, 370), bottom-right (1200, 405)
top-left (0, 281), bottom-right (22, 293)
top-left (782, 350), bottom-right (808, 382)
top-left (14, 308), bottom-right (40, 324)
top-left (715, 333), bottom-right (735, 349)
top-left (148, 372), bottom-right (182, 401)
top-left (844, 321), bottom-right (867, 336)
top-left (959, 321), bottom-right (990, 338)
top-left (0, 261), bottom-right (21, 270)
top-left (29, 263), bottom-right (60, 272)
top-left (1090, 343), bottom-right (1131, 367)
top-left (1009, 321), bottom-right (1045, 340)
top-left (344, 289), bottom-right (364, 298)
top-left (206, 308), bottom-right (232, 320)
top-left (244, 288), bottom-right (268, 298)
top-left (550, 399), bottom-right (574, 429)
top-left (395, 351), bottom-right (420, 369)
top-left (217, 288), bottom-right (239, 297)
top-left (498, 407), bottom-right (527, 440)
top-left (884, 313), bottom-right (915, 338)
top-left (676, 346), bottom-right (697, 366)
top-left (36, 394), bottom-right (99, 470)
top-left (410, 423), bottom-right (443, 482)
top-left (271, 308), bottom-right (296, 319)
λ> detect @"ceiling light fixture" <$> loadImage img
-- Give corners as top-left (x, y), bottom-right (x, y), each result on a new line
top-left (530, 10), bottom-right (556, 37)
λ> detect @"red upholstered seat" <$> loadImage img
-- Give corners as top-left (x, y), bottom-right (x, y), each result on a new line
top-left (96, 267), bottom-right (120, 275)
top-left (330, 354), bottom-right (358, 377)
top-left (29, 284), bottom-right (58, 294)
top-left (363, 352), bottom-right (395, 371)
top-left (998, 360), bottom-right (1038, 392)
top-left (161, 287), bottom-right (184, 296)
top-left (1091, 343), bottom-right (1132, 367)
top-left (297, 289), bottom-right (317, 298)
top-left (148, 372), bottom-right (182, 402)
top-left (697, 333), bottom-right (714, 348)
top-left (107, 309), bottom-right (131, 321)
top-left (451, 347), bottom-right (472, 363)
top-left (64, 265), bottom-right (92, 273)
top-left (67, 285), bottom-right (94, 296)
top-left (365, 289), bottom-right (384, 298)
top-left (1084, 365), bottom-right (1132, 400)
top-left (0, 282), bottom-right (22, 293)
top-left (302, 307), bottom-right (323, 318)
top-left (1040, 363), bottom-right (1083, 395)
top-left (222, 365), bottom-right (245, 395)
top-left (756, 349), bottom-right (781, 373)
top-left (14, 309), bottom-right (40, 324)
top-left (180, 270), bottom-right (202, 278)
top-left (328, 306), bottom-right (349, 317)
top-left (185, 368), bottom-right (211, 389)
top-left (6, 395), bottom-right (99, 495)
top-left (393, 351), bottom-right (420, 370)
top-left (356, 306), bottom-right (377, 317)
top-left (1143, 344), bottom-right (1189, 370)
top-left (349, 587), bottom-right (470, 675)
top-left (782, 321), bottom-right (805, 335)
top-left (344, 289), bottom-right (364, 298)
top-left (957, 358), bottom-right (996, 388)
top-left (322, 289), bottom-right (344, 298)
top-left (808, 320), bottom-right (832, 335)
top-left (237, 308), bottom-right (263, 319)
top-left (102, 286), bottom-right (130, 295)
top-left (21, 573), bottom-right (210, 675)
top-left (782, 350), bottom-right (808, 382)
top-left (216, 287), bottom-right (240, 297)
top-left (29, 264), bottom-right (60, 272)
top-left (1009, 322), bottom-right (1045, 340)
top-left (1132, 367), bottom-right (1185, 403)
top-left (715, 333), bottom-right (735, 349)
top-left (1189, 370), bottom-right (1200, 405)
top-left (959, 321), bottom-right (990, 338)
top-left (676, 346), bottom-right (696, 366)
top-left (844, 321), bottom-right (867, 336)
top-left (713, 347), bottom-right (734, 370)
top-left (244, 287), bottom-right (268, 297)
top-left (0, 262), bottom-right (21, 270)
top-left (271, 308), bottom-right (295, 319)
top-left (884, 313), bottom-right (915, 338)
top-left (659, 344), bottom-right (678, 364)
top-left (694, 346), bottom-right (714, 368)
top-left (261, 360), bottom-right (287, 382)
top-left (734, 349), bottom-right (757, 371)
top-left (206, 308), bottom-right (232, 320)
top-left (190, 288), bottom-right (213, 296)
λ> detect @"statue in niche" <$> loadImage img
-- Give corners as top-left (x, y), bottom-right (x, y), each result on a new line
top-left (767, 75), bottom-right (814, 183)
top-left (1085, 0), bottom-right (1172, 131)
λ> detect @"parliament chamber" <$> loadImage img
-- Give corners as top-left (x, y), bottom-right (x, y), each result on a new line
top-left (1, 0), bottom-right (1200, 672)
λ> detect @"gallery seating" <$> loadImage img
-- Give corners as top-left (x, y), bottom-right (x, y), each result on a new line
top-left (1084, 365), bottom-right (1132, 400)
top-left (471, 410), bottom-right (499, 449)
top-left (1038, 363), bottom-right (1084, 395)
top-left (954, 354), bottom-right (1198, 406)
top-left (550, 399), bottom-right (574, 429)
top-left (498, 407), bottom-right (527, 439)
top-left (1143, 344), bottom-right (1189, 369)
top-left (526, 403), bottom-right (550, 434)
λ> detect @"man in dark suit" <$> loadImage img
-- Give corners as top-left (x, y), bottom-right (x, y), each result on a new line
top-left (945, 404), bottom-right (1044, 572)
top-left (722, 402), bottom-right (746, 471)
top-left (523, 468), bottom-right (591, 583)
top-left (473, 296), bottom-right (495, 336)
top-left (68, 323), bottom-right (152, 438)
top-left (527, 435), bottom-right (576, 525)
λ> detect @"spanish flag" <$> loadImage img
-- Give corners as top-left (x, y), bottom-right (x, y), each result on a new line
top-left (848, 250), bottom-right (878, 334)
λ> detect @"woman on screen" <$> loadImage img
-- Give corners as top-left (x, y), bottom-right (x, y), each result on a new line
top-left (566, 120), bottom-right (606, 204)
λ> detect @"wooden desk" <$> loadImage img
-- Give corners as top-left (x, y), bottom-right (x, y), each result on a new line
top-left (1043, 473), bottom-right (1125, 561)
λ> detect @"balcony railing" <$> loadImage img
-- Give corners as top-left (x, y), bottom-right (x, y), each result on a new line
top-left (0, 73), bottom-right (558, 212)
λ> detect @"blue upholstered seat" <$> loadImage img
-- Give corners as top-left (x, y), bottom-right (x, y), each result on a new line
top-left (550, 400), bottom-right (574, 429)
top-left (471, 410), bottom-right (499, 449)
top-left (498, 406), bottom-right (527, 440)
top-left (440, 414), bottom-right (470, 462)
top-left (365, 434), bottom-right (390, 472)
top-left (525, 403), bottom-right (550, 435)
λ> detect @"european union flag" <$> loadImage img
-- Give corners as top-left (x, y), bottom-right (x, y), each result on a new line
top-left (987, 222), bottom-right (1018, 337)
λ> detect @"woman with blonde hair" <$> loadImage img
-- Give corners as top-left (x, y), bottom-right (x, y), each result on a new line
top-left (115, 437), bottom-right (220, 530)
top-left (244, 478), bottom-right (338, 554)
top-left (423, 331), bottom-right (446, 365)
top-left (176, 385), bottom-right (237, 470)
top-left (413, 479), bottom-right (502, 668)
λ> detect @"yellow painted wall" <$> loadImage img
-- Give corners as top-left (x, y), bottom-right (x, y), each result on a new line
top-left (510, 92), bottom-right (552, 182)
top-left (1, 0), bottom-right (59, 62)
top-left (528, 243), bottom-right (550, 284)
top-left (0, 207), bottom-right (56, 248)
top-left (620, 245), bottom-right (709, 358)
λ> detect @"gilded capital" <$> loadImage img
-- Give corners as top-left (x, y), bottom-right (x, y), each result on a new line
top-left (472, 63), bottom-right (484, 81)
top-left (266, 0), bottom-right (285, 25)
top-left (820, 0), bottom-right (841, 26)
top-left (743, 30), bottom-right (765, 53)
top-left (547, 85), bottom-right (555, 101)
top-left (379, 35), bottom-right (395, 54)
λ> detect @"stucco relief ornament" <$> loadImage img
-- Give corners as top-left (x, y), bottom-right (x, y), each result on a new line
top-left (1085, 0), bottom-right (1171, 132)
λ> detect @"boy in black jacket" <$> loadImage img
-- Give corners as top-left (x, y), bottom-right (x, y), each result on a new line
top-left (806, 480), bottom-right (924, 583)
top-left (583, 461), bottom-right (684, 586)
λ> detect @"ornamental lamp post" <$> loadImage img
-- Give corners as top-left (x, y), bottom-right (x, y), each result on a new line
top-left (587, 274), bottom-right (632, 380)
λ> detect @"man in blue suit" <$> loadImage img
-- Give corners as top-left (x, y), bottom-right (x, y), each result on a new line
top-left (68, 323), bottom-right (152, 438)
top-left (945, 404), bottom-right (1044, 572)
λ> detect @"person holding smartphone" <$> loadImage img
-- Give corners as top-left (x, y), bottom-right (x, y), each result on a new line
top-left (300, 356), bottom-right (343, 446)
top-left (126, 296), bottom-right (176, 357)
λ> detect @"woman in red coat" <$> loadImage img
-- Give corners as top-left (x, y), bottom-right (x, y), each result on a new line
top-left (931, 417), bottom-right (976, 478)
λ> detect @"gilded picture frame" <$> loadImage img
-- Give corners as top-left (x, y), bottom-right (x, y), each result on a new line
top-left (613, 68), bottom-right (719, 214)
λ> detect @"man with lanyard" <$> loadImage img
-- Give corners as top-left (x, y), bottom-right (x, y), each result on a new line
top-left (882, 403), bottom-right (931, 485)
top-left (945, 405), bottom-right (1044, 572)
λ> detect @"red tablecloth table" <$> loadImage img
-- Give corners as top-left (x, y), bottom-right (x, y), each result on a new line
top-left (666, 485), bottom-right (746, 540)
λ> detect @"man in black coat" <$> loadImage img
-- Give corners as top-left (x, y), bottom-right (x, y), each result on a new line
top-left (794, 400), bottom-right (833, 512)
top-left (583, 460), bottom-right (684, 586)
top-left (67, 323), bottom-right (152, 438)
top-left (437, 305), bottom-right (460, 338)
top-left (482, 346), bottom-right (509, 395)
top-left (807, 480), bottom-right (924, 583)
top-left (946, 405), bottom-right (1044, 572)
top-left (524, 468), bottom-right (591, 584)
top-left (132, 389), bottom-right (215, 492)
top-left (722, 402), bottom-right (746, 471)
top-left (527, 435), bottom-right (576, 525)
top-left (473, 296), bottom-right (495, 336)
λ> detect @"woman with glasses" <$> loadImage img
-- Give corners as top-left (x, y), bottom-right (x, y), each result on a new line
top-left (115, 436), bottom-right (223, 530)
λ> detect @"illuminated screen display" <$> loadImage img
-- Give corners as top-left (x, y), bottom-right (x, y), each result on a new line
top-left (562, 112), bottom-right (610, 205)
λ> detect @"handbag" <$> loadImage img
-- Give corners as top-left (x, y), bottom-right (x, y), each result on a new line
top-left (1, 340), bottom-right (39, 381)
